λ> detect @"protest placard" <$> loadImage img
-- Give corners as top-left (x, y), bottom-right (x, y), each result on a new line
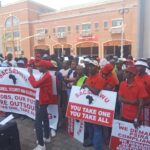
top-left (110, 119), bottom-right (150, 150)
top-left (66, 86), bottom-right (117, 127)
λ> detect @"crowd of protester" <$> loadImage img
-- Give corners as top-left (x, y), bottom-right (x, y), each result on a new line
top-left (0, 52), bottom-right (150, 150)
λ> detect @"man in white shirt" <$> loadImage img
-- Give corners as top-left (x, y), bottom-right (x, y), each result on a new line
top-left (2, 53), bottom-right (17, 67)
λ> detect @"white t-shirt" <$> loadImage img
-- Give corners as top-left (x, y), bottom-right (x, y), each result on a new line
top-left (35, 88), bottom-right (40, 101)
top-left (146, 68), bottom-right (150, 75)
top-left (35, 73), bottom-right (45, 101)
top-left (59, 69), bottom-right (70, 77)
top-left (67, 69), bottom-right (76, 88)
top-left (3, 60), bottom-right (17, 67)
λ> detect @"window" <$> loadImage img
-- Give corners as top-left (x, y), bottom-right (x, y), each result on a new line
top-left (13, 31), bottom-right (20, 38)
top-left (13, 17), bottom-right (19, 27)
top-left (5, 16), bottom-right (19, 28)
top-left (76, 25), bottom-right (80, 32)
top-left (95, 23), bottom-right (99, 29)
top-left (82, 23), bottom-right (91, 31)
top-left (68, 26), bottom-right (71, 32)
top-left (14, 45), bottom-right (20, 51)
top-left (112, 19), bottom-right (123, 27)
top-left (5, 18), bottom-right (11, 28)
top-left (104, 21), bottom-right (108, 29)
top-left (6, 47), bottom-right (13, 53)
top-left (5, 32), bottom-right (13, 40)
top-left (57, 27), bottom-right (66, 33)
top-left (36, 29), bottom-right (48, 35)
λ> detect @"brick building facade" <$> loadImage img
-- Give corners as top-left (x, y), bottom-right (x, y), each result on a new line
top-left (0, 0), bottom-right (138, 59)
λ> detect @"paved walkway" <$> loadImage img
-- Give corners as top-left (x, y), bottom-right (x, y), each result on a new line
top-left (16, 118), bottom-right (95, 150)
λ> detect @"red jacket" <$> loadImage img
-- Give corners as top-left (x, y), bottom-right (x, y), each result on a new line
top-left (28, 72), bottom-right (53, 105)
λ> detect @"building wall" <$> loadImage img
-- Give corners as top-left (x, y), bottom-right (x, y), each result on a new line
top-left (0, 0), bottom-right (138, 59)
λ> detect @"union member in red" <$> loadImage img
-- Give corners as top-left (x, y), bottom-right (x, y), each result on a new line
top-left (119, 66), bottom-right (148, 128)
top-left (81, 60), bottom-right (105, 150)
top-left (100, 64), bottom-right (118, 91)
top-left (28, 60), bottom-right (53, 150)
top-left (135, 60), bottom-right (150, 102)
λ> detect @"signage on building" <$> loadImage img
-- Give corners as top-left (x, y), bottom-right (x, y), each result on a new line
top-left (66, 86), bottom-right (117, 127)
top-left (110, 119), bottom-right (150, 150)
top-left (77, 36), bottom-right (98, 41)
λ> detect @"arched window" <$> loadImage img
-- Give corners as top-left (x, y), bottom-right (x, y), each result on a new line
top-left (5, 16), bottom-right (19, 28)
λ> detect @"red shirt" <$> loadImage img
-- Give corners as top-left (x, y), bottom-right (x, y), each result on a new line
top-left (28, 72), bottom-right (53, 105)
top-left (85, 72), bottom-right (106, 90)
top-left (135, 74), bottom-right (150, 98)
top-left (103, 73), bottom-right (118, 90)
top-left (119, 80), bottom-right (148, 121)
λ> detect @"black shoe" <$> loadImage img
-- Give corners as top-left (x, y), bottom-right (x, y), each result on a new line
top-left (83, 142), bottom-right (93, 147)
top-left (83, 139), bottom-right (93, 147)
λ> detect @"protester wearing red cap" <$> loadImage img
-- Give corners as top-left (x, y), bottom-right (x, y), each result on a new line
top-left (135, 60), bottom-right (150, 102)
top-left (81, 60), bottom-right (107, 150)
top-left (119, 65), bottom-right (148, 128)
top-left (101, 64), bottom-right (118, 91)
top-left (34, 54), bottom-right (42, 67)
top-left (38, 60), bottom-right (53, 69)
top-left (101, 64), bottom-right (114, 74)
top-left (28, 60), bottom-right (53, 150)
top-left (100, 63), bottom-right (118, 145)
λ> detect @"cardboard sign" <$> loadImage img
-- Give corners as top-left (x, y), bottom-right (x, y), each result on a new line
top-left (66, 86), bottom-right (117, 127)
top-left (74, 120), bottom-right (85, 143)
top-left (47, 105), bottom-right (59, 130)
top-left (110, 119), bottom-right (150, 150)
top-left (68, 118), bottom-right (75, 137)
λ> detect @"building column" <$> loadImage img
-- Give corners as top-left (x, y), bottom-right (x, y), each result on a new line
top-left (0, 26), bottom-right (3, 54)
top-left (138, 0), bottom-right (150, 58)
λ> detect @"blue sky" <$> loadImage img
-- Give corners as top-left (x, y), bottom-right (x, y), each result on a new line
top-left (1, 0), bottom-right (108, 9)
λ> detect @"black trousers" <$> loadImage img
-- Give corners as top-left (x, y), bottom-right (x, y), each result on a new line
top-left (35, 101), bottom-right (49, 146)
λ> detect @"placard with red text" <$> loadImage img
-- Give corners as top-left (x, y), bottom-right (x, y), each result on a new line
top-left (110, 119), bottom-right (150, 150)
top-left (66, 86), bottom-right (117, 127)
top-left (0, 67), bottom-right (58, 129)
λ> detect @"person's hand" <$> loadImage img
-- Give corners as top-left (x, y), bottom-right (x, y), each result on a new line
top-left (64, 77), bottom-right (69, 83)
top-left (134, 118), bottom-right (140, 128)
top-left (28, 67), bottom-right (33, 74)
top-left (81, 84), bottom-right (89, 90)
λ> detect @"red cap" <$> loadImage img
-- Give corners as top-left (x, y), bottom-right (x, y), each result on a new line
top-left (38, 60), bottom-right (53, 69)
top-left (28, 59), bottom-right (35, 66)
top-left (125, 59), bottom-right (134, 67)
top-left (126, 65), bottom-right (137, 75)
top-left (101, 64), bottom-right (114, 74)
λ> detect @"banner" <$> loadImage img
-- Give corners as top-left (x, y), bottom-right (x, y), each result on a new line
top-left (110, 119), bottom-right (150, 150)
top-left (0, 67), bottom-right (36, 119)
top-left (0, 67), bottom-right (58, 129)
top-left (66, 86), bottom-right (117, 127)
